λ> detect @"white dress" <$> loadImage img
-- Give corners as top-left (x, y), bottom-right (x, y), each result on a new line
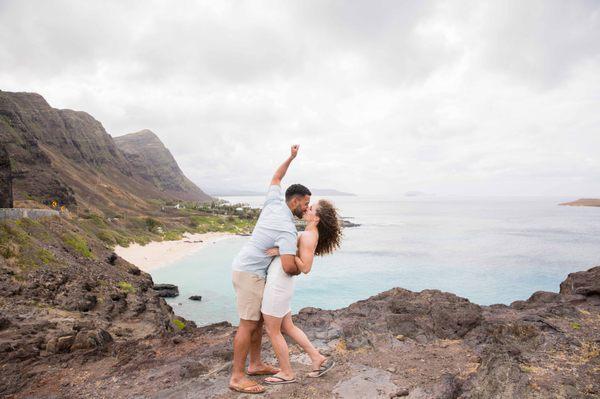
top-left (261, 255), bottom-right (295, 317)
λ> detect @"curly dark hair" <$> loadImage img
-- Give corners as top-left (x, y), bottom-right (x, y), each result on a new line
top-left (314, 199), bottom-right (342, 256)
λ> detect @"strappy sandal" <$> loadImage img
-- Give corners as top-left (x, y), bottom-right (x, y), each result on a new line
top-left (264, 374), bottom-right (297, 385)
top-left (308, 358), bottom-right (336, 378)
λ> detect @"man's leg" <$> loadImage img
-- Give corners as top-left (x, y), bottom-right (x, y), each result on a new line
top-left (230, 319), bottom-right (265, 393)
top-left (247, 317), bottom-right (279, 375)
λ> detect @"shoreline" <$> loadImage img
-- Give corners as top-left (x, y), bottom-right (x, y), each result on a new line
top-left (114, 232), bottom-right (237, 273)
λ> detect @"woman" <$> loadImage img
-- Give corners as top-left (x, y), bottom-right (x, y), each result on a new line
top-left (260, 199), bottom-right (342, 385)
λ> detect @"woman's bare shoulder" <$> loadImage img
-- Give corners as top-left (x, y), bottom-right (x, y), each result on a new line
top-left (298, 229), bottom-right (318, 246)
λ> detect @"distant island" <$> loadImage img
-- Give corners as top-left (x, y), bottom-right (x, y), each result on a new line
top-left (560, 198), bottom-right (600, 207)
top-left (212, 188), bottom-right (357, 197)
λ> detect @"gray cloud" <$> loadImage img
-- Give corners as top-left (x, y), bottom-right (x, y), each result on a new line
top-left (0, 0), bottom-right (599, 197)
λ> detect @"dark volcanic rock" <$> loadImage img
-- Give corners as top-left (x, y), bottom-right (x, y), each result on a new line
top-left (560, 265), bottom-right (600, 296)
top-left (107, 252), bottom-right (118, 265)
top-left (153, 284), bottom-right (179, 298)
top-left (189, 295), bottom-right (202, 301)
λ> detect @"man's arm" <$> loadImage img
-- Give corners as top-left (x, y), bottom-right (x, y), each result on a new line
top-left (270, 145), bottom-right (299, 186)
top-left (281, 254), bottom-right (301, 276)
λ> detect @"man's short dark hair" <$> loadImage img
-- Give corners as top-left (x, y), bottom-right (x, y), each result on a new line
top-left (285, 184), bottom-right (311, 202)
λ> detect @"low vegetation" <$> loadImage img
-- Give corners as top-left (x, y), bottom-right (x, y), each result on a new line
top-left (73, 199), bottom-right (259, 249)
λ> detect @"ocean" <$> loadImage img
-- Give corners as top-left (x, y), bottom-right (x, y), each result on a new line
top-left (151, 196), bottom-right (600, 326)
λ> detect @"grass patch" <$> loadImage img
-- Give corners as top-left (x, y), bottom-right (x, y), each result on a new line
top-left (571, 322), bottom-right (582, 330)
top-left (117, 281), bottom-right (136, 294)
top-left (172, 319), bottom-right (186, 330)
top-left (97, 229), bottom-right (117, 245)
top-left (163, 230), bottom-right (183, 241)
top-left (37, 249), bottom-right (55, 264)
top-left (63, 233), bottom-right (94, 259)
top-left (81, 213), bottom-right (107, 227)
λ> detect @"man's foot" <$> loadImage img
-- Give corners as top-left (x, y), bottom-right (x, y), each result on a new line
top-left (247, 363), bottom-right (280, 376)
top-left (229, 378), bottom-right (266, 394)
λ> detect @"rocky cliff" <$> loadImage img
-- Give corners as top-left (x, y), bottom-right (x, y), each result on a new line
top-left (0, 91), bottom-right (210, 213)
top-left (2, 213), bottom-right (598, 399)
top-left (114, 130), bottom-right (210, 202)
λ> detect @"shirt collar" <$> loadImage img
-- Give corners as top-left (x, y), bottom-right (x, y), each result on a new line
top-left (283, 202), bottom-right (295, 222)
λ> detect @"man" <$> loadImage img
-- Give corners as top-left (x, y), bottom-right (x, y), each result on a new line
top-left (229, 145), bottom-right (311, 394)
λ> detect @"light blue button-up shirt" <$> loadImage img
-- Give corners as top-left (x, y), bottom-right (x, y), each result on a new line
top-left (232, 185), bottom-right (298, 278)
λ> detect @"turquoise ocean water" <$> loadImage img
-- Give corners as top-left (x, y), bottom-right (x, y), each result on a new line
top-left (151, 196), bottom-right (600, 326)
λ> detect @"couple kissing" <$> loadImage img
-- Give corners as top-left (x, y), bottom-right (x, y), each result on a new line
top-left (229, 145), bottom-right (342, 394)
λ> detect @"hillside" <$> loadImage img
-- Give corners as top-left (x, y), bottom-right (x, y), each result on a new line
top-left (0, 91), bottom-right (210, 215)
top-left (114, 130), bottom-right (210, 202)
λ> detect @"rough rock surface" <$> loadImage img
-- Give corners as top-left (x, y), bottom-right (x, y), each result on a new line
top-left (3, 259), bottom-right (599, 398)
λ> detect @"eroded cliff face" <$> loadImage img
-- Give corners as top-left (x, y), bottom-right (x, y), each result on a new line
top-left (0, 91), bottom-right (210, 213)
top-left (0, 216), bottom-right (183, 397)
top-left (114, 130), bottom-right (211, 202)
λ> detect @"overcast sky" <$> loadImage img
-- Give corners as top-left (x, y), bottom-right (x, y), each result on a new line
top-left (1, 0), bottom-right (599, 197)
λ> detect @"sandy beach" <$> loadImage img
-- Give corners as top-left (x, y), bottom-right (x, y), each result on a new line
top-left (114, 232), bottom-right (236, 272)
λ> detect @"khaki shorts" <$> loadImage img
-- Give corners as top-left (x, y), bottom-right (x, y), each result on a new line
top-left (232, 271), bottom-right (266, 321)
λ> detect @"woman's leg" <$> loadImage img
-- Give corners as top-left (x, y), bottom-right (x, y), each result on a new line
top-left (263, 314), bottom-right (295, 380)
top-left (281, 313), bottom-right (326, 371)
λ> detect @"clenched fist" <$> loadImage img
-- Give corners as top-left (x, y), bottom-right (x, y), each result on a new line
top-left (291, 144), bottom-right (299, 159)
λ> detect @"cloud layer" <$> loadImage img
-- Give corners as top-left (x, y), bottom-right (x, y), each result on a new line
top-left (1, 0), bottom-right (599, 196)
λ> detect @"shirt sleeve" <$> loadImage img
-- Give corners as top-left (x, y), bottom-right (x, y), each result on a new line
top-left (275, 231), bottom-right (297, 255)
top-left (264, 184), bottom-right (283, 207)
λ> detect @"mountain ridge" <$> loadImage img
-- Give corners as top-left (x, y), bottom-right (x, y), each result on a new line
top-left (0, 90), bottom-right (211, 213)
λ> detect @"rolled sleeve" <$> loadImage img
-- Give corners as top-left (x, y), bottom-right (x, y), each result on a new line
top-left (275, 231), bottom-right (297, 255)
top-left (264, 185), bottom-right (283, 207)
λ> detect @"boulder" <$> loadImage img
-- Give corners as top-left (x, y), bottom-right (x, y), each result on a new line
top-left (560, 266), bottom-right (600, 296)
top-left (189, 295), bottom-right (202, 301)
top-left (46, 334), bottom-right (76, 353)
top-left (106, 253), bottom-right (118, 265)
top-left (71, 329), bottom-right (113, 351)
top-left (153, 283), bottom-right (179, 298)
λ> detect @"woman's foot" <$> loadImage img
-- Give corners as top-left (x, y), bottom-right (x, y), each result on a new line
top-left (247, 362), bottom-right (280, 376)
top-left (264, 372), bottom-right (296, 384)
top-left (308, 357), bottom-right (335, 378)
top-left (310, 354), bottom-right (327, 372)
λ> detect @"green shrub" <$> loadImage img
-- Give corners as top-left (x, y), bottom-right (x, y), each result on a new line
top-left (163, 230), bottom-right (183, 241)
top-left (145, 217), bottom-right (162, 232)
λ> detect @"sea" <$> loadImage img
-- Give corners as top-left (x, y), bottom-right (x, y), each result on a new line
top-left (151, 196), bottom-right (600, 326)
